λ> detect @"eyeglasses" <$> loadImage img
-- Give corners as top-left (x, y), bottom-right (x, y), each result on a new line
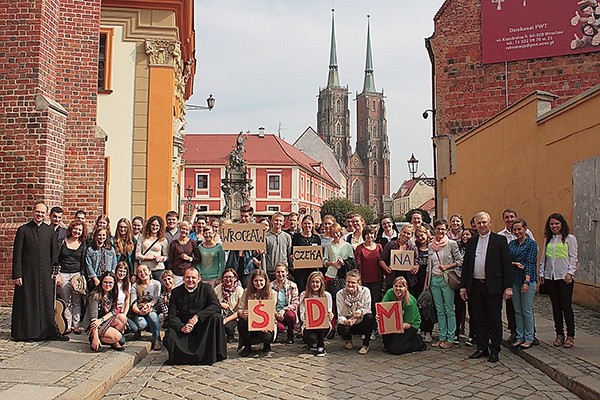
top-left (223, 276), bottom-right (235, 280)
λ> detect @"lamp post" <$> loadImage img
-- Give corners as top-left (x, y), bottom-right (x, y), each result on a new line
top-left (187, 94), bottom-right (215, 111)
top-left (185, 185), bottom-right (194, 221)
top-left (422, 108), bottom-right (438, 217)
top-left (407, 153), bottom-right (435, 187)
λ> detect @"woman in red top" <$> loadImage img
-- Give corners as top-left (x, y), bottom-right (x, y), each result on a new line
top-left (355, 226), bottom-right (384, 335)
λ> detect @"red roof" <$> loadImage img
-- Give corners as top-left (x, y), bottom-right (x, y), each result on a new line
top-left (184, 133), bottom-right (339, 188)
top-left (419, 198), bottom-right (436, 213)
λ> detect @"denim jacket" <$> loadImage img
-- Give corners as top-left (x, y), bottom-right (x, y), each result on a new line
top-left (86, 246), bottom-right (118, 279)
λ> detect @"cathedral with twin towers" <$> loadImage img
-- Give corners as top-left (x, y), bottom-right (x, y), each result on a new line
top-left (316, 10), bottom-right (390, 216)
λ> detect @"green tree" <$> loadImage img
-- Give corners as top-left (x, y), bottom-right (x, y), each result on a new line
top-left (353, 204), bottom-right (377, 225)
top-left (320, 198), bottom-right (355, 225)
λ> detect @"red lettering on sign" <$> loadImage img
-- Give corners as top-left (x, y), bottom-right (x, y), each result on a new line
top-left (306, 298), bottom-right (326, 329)
top-left (376, 302), bottom-right (402, 334)
top-left (251, 301), bottom-right (270, 329)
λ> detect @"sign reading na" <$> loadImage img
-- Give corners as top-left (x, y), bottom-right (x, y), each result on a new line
top-left (305, 297), bottom-right (330, 329)
top-left (248, 299), bottom-right (275, 332)
top-left (390, 249), bottom-right (414, 271)
top-left (221, 223), bottom-right (267, 251)
top-left (376, 301), bottom-right (404, 334)
top-left (293, 246), bottom-right (323, 269)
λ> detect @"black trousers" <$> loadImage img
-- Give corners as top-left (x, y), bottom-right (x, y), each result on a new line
top-left (382, 326), bottom-right (424, 355)
top-left (505, 298), bottom-right (516, 333)
top-left (363, 282), bottom-right (383, 331)
top-left (545, 278), bottom-right (575, 337)
top-left (470, 279), bottom-right (503, 354)
top-left (337, 313), bottom-right (374, 347)
top-left (237, 318), bottom-right (274, 349)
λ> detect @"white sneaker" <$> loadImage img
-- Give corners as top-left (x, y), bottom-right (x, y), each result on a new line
top-left (316, 347), bottom-right (326, 357)
top-left (358, 345), bottom-right (369, 355)
top-left (424, 333), bottom-right (432, 343)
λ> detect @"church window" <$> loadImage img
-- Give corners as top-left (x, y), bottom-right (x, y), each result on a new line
top-left (336, 99), bottom-right (342, 113)
top-left (374, 183), bottom-right (378, 195)
top-left (336, 123), bottom-right (341, 136)
top-left (352, 180), bottom-right (363, 204)
top-left (372, 100), bottom-right (376, 111)
top-left (373, 161), bottom-right (378, 176)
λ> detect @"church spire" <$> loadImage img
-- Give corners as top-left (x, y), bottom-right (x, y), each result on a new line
top-left (362, 15), bottom-right (376, 93)
top-left (327, 9), bottom-right (340, 88)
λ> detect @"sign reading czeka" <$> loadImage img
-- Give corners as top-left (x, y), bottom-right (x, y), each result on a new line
top-left (305, 297), bottom-right (330, 329)
top-left (390, 249), bottom-right (414, 271)
top-left (248, 299), bottom-right (275, 332)
top-left (292, 246), bottom-right (323, 269)
top-left (376, 301), bottom-right (404, 334)
top-left (221, 223), bottom-right (267, 251)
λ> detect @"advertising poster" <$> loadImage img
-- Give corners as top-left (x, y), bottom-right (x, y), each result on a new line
top-left (482, 0), bottom-right (600, 64)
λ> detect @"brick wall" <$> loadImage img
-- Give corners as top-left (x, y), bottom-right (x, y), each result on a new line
top-left (430, 0), bottom-right (600, 138)
top-left (0, 0), bottom-right (104, 305)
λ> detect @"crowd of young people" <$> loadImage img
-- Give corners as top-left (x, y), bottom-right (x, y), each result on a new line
top-left (13, 204), bottom-right (579, 366)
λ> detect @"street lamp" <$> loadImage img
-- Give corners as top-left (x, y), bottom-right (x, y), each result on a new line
top-left (187, 94), bottom-right (215, 111)
top-left (186, 185), bottom-right (194, 221)
top-left (407, 153), bottom-right (435, 187)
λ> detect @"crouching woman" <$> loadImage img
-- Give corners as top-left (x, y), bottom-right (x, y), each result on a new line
top-left (378, 276), bottom-right (426, 354)
top-left (86, 272), bottom-right (127, 351)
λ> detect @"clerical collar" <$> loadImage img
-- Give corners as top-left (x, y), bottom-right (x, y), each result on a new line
top-left (185, 286), bottom-right (197, 293)
top-left (479, 231), bottom-right (491, 239)
top-left (34, 220), bottom-right (44, 227)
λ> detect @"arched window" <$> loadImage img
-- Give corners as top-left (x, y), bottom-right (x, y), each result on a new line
top-left (352, 180), bottom-right (363, 204)
top-left (336, 123), bottom-right (341, 136)
top-left (336, 99), bottom-right (342, 113)
top-left (372, 100), bottom-right (376, 111)
top-left (335, 141), bottom-right (341, 156)
top-left (373, 183), bottom-right (378, 195)
top-left (372, 161), bottom-right (378, 176)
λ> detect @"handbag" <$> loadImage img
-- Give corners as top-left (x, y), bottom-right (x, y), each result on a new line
top-left (444, 270), bottom-right (461, 291)
top-left (70, 273), bottom-right (87, 295)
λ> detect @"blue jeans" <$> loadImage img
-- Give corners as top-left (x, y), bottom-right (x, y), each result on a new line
top-left (512, 282), bottom-right (536, 342)
top-left (430, 276), bottom-right (456, 342)
top-left (132, 312), bottom-right (161, 341)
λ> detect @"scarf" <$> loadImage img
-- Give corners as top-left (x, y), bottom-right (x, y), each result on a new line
top-left (221, 280), bottom-right (239, 303)
top-left (431, 235), bottom-right (449, 252)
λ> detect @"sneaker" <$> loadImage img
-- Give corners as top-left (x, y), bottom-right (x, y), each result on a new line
top-left (262, 343), bottom-right (272, 353)
top-left (424, 333), bottom-right (432, 343)
top-left (358, 345), bottom-right (369, 355)
top-left (465, 337), bottom-right (474, 347)
top-left (532, 337), bottom-right (540, 346)
top-left (344, 339), bottom-right (353, 350)
top-left (285, 335), bottom-right (294, 344)
top-left (370, 330), bottom-right (379, 341)
top-left (315, 347), bottom-right (326, 357)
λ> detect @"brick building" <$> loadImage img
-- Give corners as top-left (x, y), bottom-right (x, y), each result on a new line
top-left (0, 0), bottom-right (196, 305)
top-left (427, 0), bottom-right (600, 204)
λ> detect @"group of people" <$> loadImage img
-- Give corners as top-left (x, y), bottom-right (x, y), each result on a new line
top-left (11, 202), bottom-right (578, 366)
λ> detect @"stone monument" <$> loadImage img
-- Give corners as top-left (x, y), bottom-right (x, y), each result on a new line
top-left (221, 132), bottom-right (253, 221)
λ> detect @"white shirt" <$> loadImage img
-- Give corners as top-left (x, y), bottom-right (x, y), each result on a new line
top-left (473, 232), bottom-right (490, 279)
top-left (497, 227), bottom-right (535, 243)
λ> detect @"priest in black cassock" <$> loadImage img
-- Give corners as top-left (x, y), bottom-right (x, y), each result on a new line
top-left (164, 267), bottom-right (227, 365)
top-left (11, 202), bottom-right (67, 341)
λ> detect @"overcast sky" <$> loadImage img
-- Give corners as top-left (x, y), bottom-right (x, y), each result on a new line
top-left (186, 0), bottom-right (446, 192)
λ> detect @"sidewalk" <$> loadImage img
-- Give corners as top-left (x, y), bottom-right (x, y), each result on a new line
top-left (0, 294), bottom-right (598, 400)
top-left (0, 308), bottom-right (151, 400)
top-left (505, 295), bottom-right (600, 400)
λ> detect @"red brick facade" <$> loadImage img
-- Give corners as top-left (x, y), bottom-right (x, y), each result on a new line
top-left (429, 0), bottom-right (600, 137)
top-left (0, 0), bottom-right (104, 304)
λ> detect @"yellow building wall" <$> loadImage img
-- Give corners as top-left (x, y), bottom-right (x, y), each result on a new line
top-left (146, 65), bottom-right (175, 217)
top-left (440, 89), bottom-right (600, 305)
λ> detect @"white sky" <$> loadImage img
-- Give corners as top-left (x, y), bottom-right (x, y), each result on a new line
top-left (186, 0), bottom-right (446, 193)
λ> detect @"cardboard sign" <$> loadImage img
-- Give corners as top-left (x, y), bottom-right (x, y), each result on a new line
top-left (221, 223), bottom-right (267, 251)
top-left (248, 299), bottom-right (275, 332)
top-left (292, 246), bottom-right (323, 269)
top-left (390, 249), bottom-right (415, 271)
top-left (376, 301), bottom-right (404, 334)
top-left (305, 297), bottom-right (330, 330)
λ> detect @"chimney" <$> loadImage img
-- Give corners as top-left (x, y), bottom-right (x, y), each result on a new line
top-left (258, 127), bottom-right (265, 138)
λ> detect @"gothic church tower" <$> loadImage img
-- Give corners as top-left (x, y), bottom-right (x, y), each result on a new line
top-left (349, 16), bottom-right (390, 216)
top-left (317, 9), bottom-right (351, 170)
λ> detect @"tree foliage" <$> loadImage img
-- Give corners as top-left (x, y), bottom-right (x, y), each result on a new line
top-left (320, 198), bottom-right (377, 226)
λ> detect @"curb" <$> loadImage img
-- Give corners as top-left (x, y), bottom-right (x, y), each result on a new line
top-left (56, 342), bottom-right (151, 400)
top-left (503, 339), bottom-right (600, 400)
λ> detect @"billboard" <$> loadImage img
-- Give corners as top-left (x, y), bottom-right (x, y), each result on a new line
top-left (482, 0), bottom-right (600, 64)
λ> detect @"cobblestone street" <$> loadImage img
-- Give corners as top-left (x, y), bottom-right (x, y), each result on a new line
top-left (103, 334), bottom-right (576, 400)
top-left (100, 292), bottom-right (600, 400)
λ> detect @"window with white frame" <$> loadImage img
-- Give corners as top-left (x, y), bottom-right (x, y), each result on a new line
top-left (268, 174), bottom-right (280, 191)
top-left (196, 174), bottom-right (209, 190)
